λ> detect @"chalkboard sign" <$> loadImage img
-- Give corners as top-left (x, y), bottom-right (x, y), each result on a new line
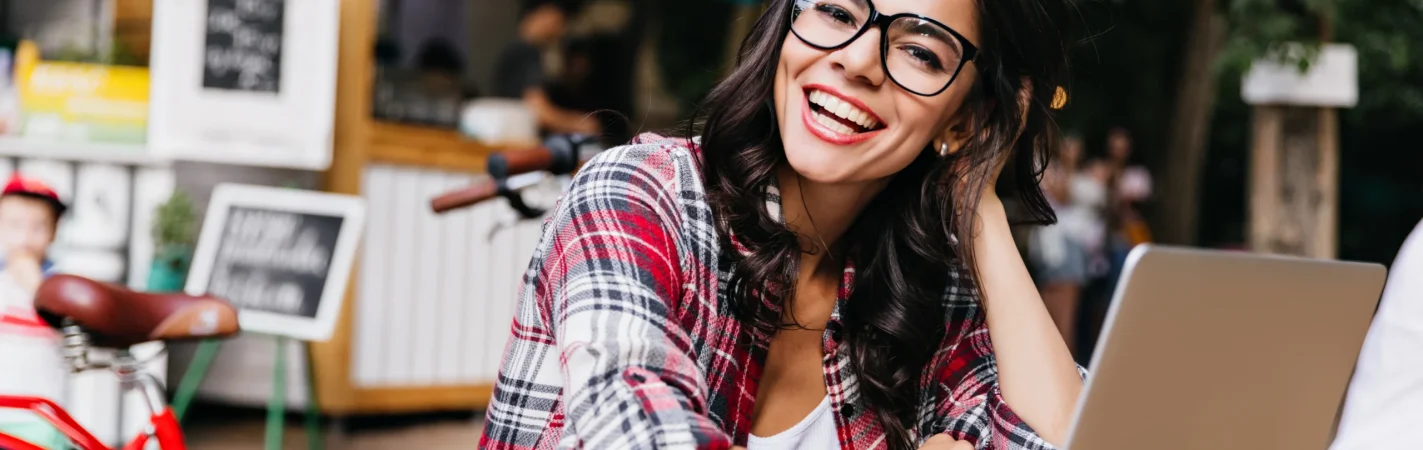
top-left (202, 0), bottom-right (285, 93)
top-left (150, 0), bottom-right (338, 170)
top-left (187, 184), bottom-right (365, 341)
top-left (208, 207), bottom-right (341, 318)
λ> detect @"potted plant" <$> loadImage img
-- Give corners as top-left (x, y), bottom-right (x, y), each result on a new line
top-left (148, 190), bottom-right (198, 292)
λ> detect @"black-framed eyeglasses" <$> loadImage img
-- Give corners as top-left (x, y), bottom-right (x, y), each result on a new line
top-left (790, 0), bottom-right (979, 97)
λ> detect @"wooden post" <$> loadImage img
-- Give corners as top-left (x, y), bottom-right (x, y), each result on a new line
top-left (308, 0), bottom-right (376, 415)
top-left (1248, 106), bottom-right (1339, 259)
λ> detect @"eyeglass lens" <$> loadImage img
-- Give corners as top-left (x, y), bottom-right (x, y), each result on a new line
top-left (792, 0), bottom-right (965, 95)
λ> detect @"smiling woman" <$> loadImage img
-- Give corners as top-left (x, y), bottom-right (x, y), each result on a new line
top-left (479, 0), bottom-right (1083, 449)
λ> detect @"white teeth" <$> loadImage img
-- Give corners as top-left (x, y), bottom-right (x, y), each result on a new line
top-left (814, 110), bottom-right (854, 135)
top-left (808, 89), bottom-right (878, 130)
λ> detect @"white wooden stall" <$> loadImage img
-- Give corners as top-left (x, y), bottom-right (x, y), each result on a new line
top-left (349, 164), bottom-right (553, 389)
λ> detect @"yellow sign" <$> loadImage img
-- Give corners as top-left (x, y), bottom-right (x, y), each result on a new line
top-left (15, 41), bottom-right (150, 144)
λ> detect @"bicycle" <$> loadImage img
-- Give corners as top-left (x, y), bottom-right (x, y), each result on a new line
top-left (0, 274), bottom-right (240, 450)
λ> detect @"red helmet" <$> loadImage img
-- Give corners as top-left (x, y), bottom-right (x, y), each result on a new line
top-left (1, 174), bottom-right (67, 217)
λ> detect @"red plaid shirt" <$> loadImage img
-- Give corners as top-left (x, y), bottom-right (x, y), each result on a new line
top-left (481, 134), bottom-right (1083, 449)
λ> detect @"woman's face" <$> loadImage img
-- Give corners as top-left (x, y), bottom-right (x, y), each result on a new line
top-left (773, 0), bottom-right (980, 185)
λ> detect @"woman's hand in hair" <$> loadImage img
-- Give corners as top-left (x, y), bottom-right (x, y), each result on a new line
top-left (919, 434), bottom-right (974, 450)
top-left (950, 77), bottom-right (1032, 215)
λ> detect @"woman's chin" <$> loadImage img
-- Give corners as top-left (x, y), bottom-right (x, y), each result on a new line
top-left (784, 155), bottom-right (859, 185)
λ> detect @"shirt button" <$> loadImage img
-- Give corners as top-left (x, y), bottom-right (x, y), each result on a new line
top-left (840, 404), bottom-right (855, 418)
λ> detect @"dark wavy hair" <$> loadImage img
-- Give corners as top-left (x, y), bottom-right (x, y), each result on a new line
top-left (689, 0), bottom-right (1073, 447)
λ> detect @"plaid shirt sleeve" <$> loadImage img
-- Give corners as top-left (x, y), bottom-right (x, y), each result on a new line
top-left (481, 145), bottom-right (734, 450)
top-left (932, 268), bottom-right (1090, 450)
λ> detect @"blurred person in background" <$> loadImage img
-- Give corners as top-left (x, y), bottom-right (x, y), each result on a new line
top-left (1098, 127), bottom-right (1152, 285)
top-left (0, 175), bottom-right (68, 423)
top-left (494, 0), bottom-right (602, 135)
top-left (1031, 135), bottom-right (1109, 355)
top-left (479, 0), bottom-right (1087, 448)
top-left (1329, 218), bottom-right (1423, 448)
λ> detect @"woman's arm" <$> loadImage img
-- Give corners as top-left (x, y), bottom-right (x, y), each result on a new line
top-left (972, 193), bottom-right (1083, 446)
top-left (481, 146), bottom-right (732, 449)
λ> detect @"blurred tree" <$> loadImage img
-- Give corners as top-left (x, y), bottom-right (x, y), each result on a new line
top-left (1067, 0), bottom-right (1422, 258)
top-left (1137, 0), bottom-right (1331, 246)
top-left (1155, 0), bottom-right (1227, 246)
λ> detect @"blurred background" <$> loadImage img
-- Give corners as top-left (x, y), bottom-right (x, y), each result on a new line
top-left (0, 0), bottom-right (1418, 448)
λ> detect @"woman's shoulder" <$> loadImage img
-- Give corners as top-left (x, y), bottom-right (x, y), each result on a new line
top-left (925, 264), bottom-right (1001, 397)
top-left (938, 261), bottom-right (980, 313)
top-left (935, 263), bottom-right (992, 356)
top-left (597, 132), bottom-right (702, 165)
top-left (559, 133), bottom-right (709, 219)
top-left (576, 133), bottom-right (704, 191)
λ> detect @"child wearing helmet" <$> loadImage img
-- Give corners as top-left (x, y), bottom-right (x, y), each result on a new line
top-left (0, 173), bottom-right (69, 445)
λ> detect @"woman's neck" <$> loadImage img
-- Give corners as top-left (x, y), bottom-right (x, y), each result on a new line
top-left (776, 166), bottom-right (886, 272)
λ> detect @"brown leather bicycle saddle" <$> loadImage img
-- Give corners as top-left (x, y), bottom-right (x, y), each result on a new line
top-left (34, 275), bottom-right (240, 348)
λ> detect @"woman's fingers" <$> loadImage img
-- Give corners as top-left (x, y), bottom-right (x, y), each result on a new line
top-left (919, 434), bottom-right (974, 450)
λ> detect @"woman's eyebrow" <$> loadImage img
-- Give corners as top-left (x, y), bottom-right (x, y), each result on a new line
top-left (901, 20), bottom-right (954, 44)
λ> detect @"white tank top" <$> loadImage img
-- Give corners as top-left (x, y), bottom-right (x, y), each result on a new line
top-left (747, 396), bottom-right (839, 450)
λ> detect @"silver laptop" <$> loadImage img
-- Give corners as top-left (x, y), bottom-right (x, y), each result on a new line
top-left (1064, 245), bottom-right (1387, 449)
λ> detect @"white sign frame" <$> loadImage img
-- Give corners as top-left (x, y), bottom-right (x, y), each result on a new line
top-left (148, 0), bottom-right (340, 170)
top-left (1243, 43), bottom-right (1359, 108)
top-left (186, 183), bottom-right (365, 342)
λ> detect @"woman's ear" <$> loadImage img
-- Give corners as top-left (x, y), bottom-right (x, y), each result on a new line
top-left (937, 77), bottom-right (1036, 157)
top-left (937, 115), bottom-right (975, 157)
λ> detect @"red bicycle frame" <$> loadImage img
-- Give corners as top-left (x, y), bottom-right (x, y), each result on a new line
top-left (0, 341), bottom-right (188, 450)
top-left (0, 395), bottom-right (184, 450)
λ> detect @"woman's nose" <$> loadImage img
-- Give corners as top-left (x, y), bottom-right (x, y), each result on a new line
top-left (829, 29), bottom-right (886, 87)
